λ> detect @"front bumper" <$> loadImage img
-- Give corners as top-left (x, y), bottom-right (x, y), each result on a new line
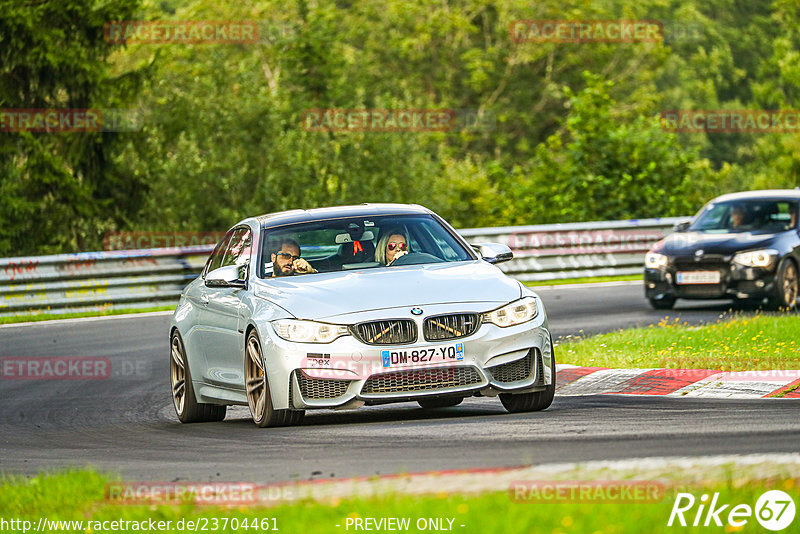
top-left (260, 309), bottom-right (553, 410)
top-left (644, 257), bottom-right (777, 300)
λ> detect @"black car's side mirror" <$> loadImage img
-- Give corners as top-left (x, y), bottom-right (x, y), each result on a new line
top-left (673, 220), bottom-right (692, 232)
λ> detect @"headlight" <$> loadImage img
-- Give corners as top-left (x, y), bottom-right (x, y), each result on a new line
top-left (733, 249), bottom-right (778, 268)
top-left (272, 319), bottom-right (349, 343)
top-left (645, 252), bottom-right (669, 269)
top-left (482, 296), bottom-right (539, 327)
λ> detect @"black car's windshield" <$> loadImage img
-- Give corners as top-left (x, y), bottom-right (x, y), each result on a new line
top-left (689, 199), bottom-right (798, 234)
top-left (258, 214), bottom-right (474, 278)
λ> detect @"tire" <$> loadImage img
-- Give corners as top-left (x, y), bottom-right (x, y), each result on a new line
top-left (767, 259), bottom-right (799, 311)
top-left (499, 341), bottom-right (556, 413)
top-left (417, 397), bottom-right (463, 409)
top-left (245, 329), bottom-right (305, 428)
top-left (648, 295), bottom-right (676, 310)
top-left (170, 331), bottom-right (226, 423)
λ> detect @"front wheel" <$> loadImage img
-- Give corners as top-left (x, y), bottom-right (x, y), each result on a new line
top-left (648, 295), bottom-right (676, 310)
top-left (245, 330), bottom-right (304, 428)
top-left (499, 343), bottom-right (556, 413)
top-left (170, 332), bottom-right (226, 423)
top-left (767, 259), bottom-right (799, 311)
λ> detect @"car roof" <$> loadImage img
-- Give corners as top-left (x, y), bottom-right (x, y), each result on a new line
top-left (249, 203), bottom-right (433, 229)
top-left (710, 189), bottom-right (800, 203)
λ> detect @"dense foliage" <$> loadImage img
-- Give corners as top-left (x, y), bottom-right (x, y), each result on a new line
top-left (2, 0), bottom-right (799, 255)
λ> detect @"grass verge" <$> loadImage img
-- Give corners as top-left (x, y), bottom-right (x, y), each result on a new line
top-left (0, 470), bottom-right (797, 534)
top-left (0, 305), bottom-right (175, 325)
top-left (524, 274), bottom-right (641, 287)
top-left (558, 313), bottom-right (800, 371)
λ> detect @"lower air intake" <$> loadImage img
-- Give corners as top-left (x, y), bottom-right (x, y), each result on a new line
top-left (296, 371), bottom-right (351, 399)
top-left (361, 366), bottom-right (482, 394)
top-left (488, 349), bottom-right (536, 383)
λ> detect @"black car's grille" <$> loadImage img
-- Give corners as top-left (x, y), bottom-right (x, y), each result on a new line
top-left (672, 256), bottom-right (728, 297)
top-left (673, 256), bottom-right (728, 271)
top-left (351, 319), bottom-right (417, 345)
top-left (423, 313), bottom-right (480, 341)
top-left (361, 366), bottom-right (482, 394)
top-left (296, 371), bottom-right (351, 399)
top-left (677, 284), bottom-right (726, 297)
top-left (488, 350), bottom-right (535, 383)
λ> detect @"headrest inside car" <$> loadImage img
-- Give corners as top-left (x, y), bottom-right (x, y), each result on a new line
top-left (337, 239), bottom-right (376, 263)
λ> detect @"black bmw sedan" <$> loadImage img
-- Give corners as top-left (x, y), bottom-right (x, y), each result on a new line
top-left (644, 190), bottom-right (800, 310)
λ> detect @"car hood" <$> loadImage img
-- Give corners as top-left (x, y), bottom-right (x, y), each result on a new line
top-left (659, 231), bottom-right (780, 256)
top-left (251, 261), bottom-right (521, 320)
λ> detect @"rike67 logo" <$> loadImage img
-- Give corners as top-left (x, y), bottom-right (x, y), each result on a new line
top-left (668, 490), bottom-right (795, 531)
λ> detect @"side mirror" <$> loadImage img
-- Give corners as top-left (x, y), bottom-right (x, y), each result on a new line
top-left (474, 243), bottom-right (513, 264)
top-left (673, 219), bottom-right (692, 232)
top-left (205, 265), bottom-right (246, 288)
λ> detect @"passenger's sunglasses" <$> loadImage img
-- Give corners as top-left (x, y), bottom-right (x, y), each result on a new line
top-left (387, 242), bottom-right (407, 251)
top-left (276, 252), bottom-right (300, 261)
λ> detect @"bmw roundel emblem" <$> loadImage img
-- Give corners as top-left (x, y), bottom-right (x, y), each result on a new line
top-left (410, 307), bottom-right (423, 316)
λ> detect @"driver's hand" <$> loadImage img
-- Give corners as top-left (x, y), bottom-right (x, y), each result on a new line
top-left (293, 258), bottom-right (317, 274)
top-left (388, 250), bottom-right (408, 265)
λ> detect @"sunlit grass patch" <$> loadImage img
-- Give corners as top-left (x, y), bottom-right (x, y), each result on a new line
top-left (1, 469), bottom-right (798, 534)
top-left (557, 313), bottom-right (800, 371)
top-left (0, 305), bottom-right (175, 325)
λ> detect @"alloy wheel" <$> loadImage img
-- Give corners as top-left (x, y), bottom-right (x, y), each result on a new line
top-left (784, 262), bottom-right (799, 306)
top-left (170, 336), bottom-right (186, 415)
top-left (245, 334), bottom-right (267, 423)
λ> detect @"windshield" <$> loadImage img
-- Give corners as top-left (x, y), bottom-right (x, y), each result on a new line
top-left (258, 214), bottom-right (475, 278)
top-left (688, 199), bottom-right (798, 234)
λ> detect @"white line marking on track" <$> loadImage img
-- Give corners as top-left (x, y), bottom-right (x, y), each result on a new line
top-left (0, 310), bottom-right (174, 329)
top-left (532, 280), bottom-right (643, 290)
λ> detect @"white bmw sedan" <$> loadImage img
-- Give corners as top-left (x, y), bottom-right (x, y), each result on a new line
top-left (170, 204), bottom-right (555, 427)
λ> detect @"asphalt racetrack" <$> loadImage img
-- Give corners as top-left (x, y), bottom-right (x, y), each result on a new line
top-left (1, 281), bottom-right (798, 482)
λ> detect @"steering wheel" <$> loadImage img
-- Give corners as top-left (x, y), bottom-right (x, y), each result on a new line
top-left (389, 252), bottom-right (445, 266)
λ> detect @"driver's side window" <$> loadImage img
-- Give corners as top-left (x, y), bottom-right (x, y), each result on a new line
top-left (221, 227), bottom-right (252, 279)
top-left (204, 230), bottom-right (235, 277)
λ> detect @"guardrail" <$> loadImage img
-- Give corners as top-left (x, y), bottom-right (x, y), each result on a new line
top-left (0, 217), bottom-right (682, 317)
top-left (460, 217), bottom-right (682, 282)
top-left (0, 246), bottom-right (213, 318)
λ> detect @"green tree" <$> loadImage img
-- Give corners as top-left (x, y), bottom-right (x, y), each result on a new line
top-left (502, 73), bottom-right (712, 224)
top-left (0, 0), bottom-right (144, 255)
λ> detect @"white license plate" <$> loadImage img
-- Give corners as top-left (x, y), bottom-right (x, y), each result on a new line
top-left (676, 271), bottom-right (720, 284)
top-left (381, 343), bottom-right (464, 368)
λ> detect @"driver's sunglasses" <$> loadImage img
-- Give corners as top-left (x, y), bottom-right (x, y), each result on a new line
top-left (387, 242), bottom-right (407, 251)
top-left (276, 252), bottom-right (300, 261)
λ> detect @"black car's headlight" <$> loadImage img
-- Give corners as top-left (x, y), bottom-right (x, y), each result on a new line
top-left (482, 296), bottom-right (539, 327)
top-left (272, 319), bottom-right (349, 343)
top-left (732, 249), bottom-right (778, 269)
top-left (645, 252), bottom-right (669, 269)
